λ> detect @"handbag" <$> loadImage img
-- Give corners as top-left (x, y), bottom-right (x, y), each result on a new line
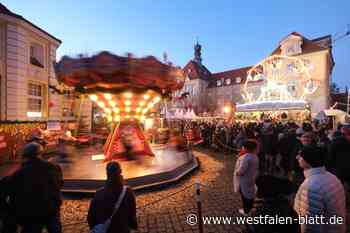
top-left (90, 186), bottom-right (127, 233)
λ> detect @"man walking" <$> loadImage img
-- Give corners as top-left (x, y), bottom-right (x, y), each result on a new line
top-left (4, 142), bottom-right (63, 233)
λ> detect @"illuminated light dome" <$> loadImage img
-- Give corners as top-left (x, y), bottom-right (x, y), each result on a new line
top-left (109, 100), bottom-right (116, 107)
top-left (124, 100), bottom-right (132, 106)
top-left (125, 107), bottom-right (131, 112)
top-left (97, 101), bottom-right (105, 108)
top-left (104, 93), bottom-right (112, 100)
top-left (113, 107), bottom-right (120, 113)
top-left (124, 92), bottom-right (133, 98)
top-left (143, 94), bottom-right (150, 100)
top-left (114, 115), bottom-right (120, 122)
top-left (89, 94), bottom-right (98, 101)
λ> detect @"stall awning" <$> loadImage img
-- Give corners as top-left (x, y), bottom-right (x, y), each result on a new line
top-left (236, 100), bottom-right (308, 112)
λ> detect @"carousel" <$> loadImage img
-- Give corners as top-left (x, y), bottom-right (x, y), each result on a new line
top-left (54, 51), bottom-right (198, 192)
top-left (236, 55), bottom-right (316, 122)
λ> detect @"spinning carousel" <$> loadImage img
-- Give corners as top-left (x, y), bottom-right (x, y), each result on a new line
top-left (54, 51), bottom-right (199, 192)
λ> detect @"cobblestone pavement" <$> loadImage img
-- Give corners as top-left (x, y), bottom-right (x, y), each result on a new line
top-left (61, 149), bottom-right (246, 233)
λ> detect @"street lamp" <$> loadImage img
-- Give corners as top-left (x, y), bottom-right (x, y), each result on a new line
top-left (223, 106), bottom-right (231, 114)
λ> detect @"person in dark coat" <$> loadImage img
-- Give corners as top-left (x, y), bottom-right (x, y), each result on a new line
top-left (87, 161), bottom-right (137, 233)
top-left (246, 175), bottom-right (300, 233)
top-left (4, 142), bottom-right (63, 233)
top-left (328, 124), bottom-right (350, 185)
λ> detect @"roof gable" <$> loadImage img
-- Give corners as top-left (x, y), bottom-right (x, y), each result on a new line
top-left (0, 3), bottom-right (61, 43)
top-left (271, 32), bottom-right (328, 56)
top-left (183, 60), bottom-right (211, 80)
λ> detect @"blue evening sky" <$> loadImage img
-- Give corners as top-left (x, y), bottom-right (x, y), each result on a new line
top-left (3, 0), bottom-right (350, 89)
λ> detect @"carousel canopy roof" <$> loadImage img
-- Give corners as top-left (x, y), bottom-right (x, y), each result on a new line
top-left (55, 51), bottom-right (184, 95)
top-left (236, 100), bottom-right (308, 112)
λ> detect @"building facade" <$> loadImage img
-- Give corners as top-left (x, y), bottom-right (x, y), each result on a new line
top-left (176, 32), bottom-right (334, 116)
top-left (0, 3), bottom-right (92, 129)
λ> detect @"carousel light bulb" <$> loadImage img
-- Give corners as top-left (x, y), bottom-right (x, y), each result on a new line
top-left (153, 96), bottom-right (161, 103)
top-left (140, 115), bottom-right (146, 121)
top-left (114, 116), bottom-right (120, 122)
top-left (125, 107), bottom-right (131, 112)
top-left (124, 92), bottom-right (133, 98)
top-left (113, 107), bottom-right (120, 113)
top-left (136, 107), bottom-right (141, 113)
top-left (147, 102), bottom-right (154, 108)
top-left (125, 115), bottom-right (130, 119)
top-left (109, 100), bottom-right (116, 107)
top-left (104, 108), bottom-right (112, 114)
top-left (142, 108), bottom-right (148, 114)
top-left (107, 115), bottom-right (113, 122)
top-left (124, 100), bottom-right (132, 106)
top-left (89, 94), bottom-right (98, 101)
top-left (135, 115), bottom-right (140, 119)
top-left (139, 101), bottom-right (146, 106)
top-left (104, 93), bottom-right (112, 100)
top-left (143, 94), bottom-right (150, 100)
top-left (97, 101), bottom-right (105, 108)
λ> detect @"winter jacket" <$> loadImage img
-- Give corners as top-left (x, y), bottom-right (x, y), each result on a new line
top-left (6, 157), bottom-right (63, 220)
top-left (87, 183), bottom-right (137, 233)
top-left (234, 153), bottom-right (259, 199)
top-left (247, 197), bottom-right (300, 233)
top-left (294, 167), bottom-right (346, 233)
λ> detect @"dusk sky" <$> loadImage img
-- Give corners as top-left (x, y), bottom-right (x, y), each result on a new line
top-left (3, 0), bottom-right (350, 89)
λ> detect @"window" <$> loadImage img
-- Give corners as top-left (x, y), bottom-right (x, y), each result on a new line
top-left (225, 79), bottom-right (231, 85)
top-left (30, 43), bottom-right (44, 68)
top-left (216, 80), bottom-right (222, 86)
top-left (236, 77), bottom-right (242, 83)
top-left (27, 82), bottom-right (44, 118)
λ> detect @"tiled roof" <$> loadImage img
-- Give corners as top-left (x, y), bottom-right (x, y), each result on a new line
top-left (271, 32), bottom-right (328, 56)
top-left (0, 3), bottom-right (61, 43)
top-left (183, 60), bottom-right (211, 80)
top-left (207, 66), bottom-right (252, 88)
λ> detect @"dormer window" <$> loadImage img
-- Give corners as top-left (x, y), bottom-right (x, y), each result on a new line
top-left (30, 43), bottom-right (44, 68)
top-left (236, 77), bottom-right (242, 83)
top-left (225, 79), bottom-right (231, 85)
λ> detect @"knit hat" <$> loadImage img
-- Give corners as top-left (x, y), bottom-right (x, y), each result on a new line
top-left (22, 142), bottom-right (42, 158)
top-left (299, 146), bottom-right (325, 168)
top-left (106, 161), bottom-right (122, 176)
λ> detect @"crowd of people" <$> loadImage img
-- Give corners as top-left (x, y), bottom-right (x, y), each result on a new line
top-left (0, 118), bottom-right (349, 233)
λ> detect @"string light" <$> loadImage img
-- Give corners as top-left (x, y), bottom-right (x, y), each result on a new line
top-left (97, 101), bottom-right (105, 108)
top-left (109, 100), bottom-right (116, 107)
top-left (139, 101), bottom-right (146, 106)
top-left (104, 93), bottom-right (112, 100)
top-left (143, 94), bottom-right (150, 100)
top-left (89, 94), bottom-right (98, 101)
top-left (124, 92), bottom-right (133, 98)
top-left (124, 100), bottom-right (132, 106)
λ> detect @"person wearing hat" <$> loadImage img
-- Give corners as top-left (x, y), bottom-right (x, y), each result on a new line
top-left (1, 142), bottom-right (63, 233)
top-left (294, 146), bottom-right (346, 233)
top-left (87, 161), bottom-right (137, 233)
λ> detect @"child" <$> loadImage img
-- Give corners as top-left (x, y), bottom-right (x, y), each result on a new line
top-left (234, 139), bottom-right (259, 215)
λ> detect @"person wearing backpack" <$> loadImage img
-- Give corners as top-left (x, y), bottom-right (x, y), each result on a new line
top-left (87, 161), bottom-right (137, 233)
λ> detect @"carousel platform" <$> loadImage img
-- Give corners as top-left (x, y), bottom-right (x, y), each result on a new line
top-left (0, 144), bottom-right (198, 193)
